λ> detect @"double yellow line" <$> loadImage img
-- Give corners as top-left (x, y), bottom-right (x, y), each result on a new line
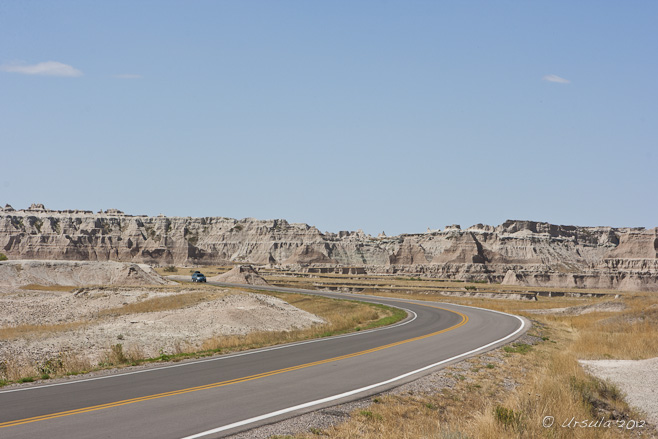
top-left (0, 303), bottom-right (467, 429)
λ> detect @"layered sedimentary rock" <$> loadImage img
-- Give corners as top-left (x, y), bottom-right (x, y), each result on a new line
top-left (1, 204), bottom-right (657, 290)
top-left (0, 260), bottom-right (172, 287)
top-left (209, 265), bottom-right (269, 286)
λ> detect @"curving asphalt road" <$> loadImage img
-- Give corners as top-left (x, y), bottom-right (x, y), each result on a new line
top-left (0, 282), bottom-right (528, 439)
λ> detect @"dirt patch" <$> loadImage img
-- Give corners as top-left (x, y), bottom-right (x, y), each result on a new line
top-left (0, 286), bottom-right (180, 328)
top-left (580, 358), bottom-right (658, 425)
top-left (0, 287), bottom-right (324, 368)
top-left (0, 260), bottom-right (173, 287)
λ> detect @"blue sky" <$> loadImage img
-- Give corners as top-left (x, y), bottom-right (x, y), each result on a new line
top-left (1, 1), bottom-right (656, 235)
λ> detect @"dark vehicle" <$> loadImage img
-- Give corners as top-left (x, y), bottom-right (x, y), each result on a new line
top-left (191, 271), bottom-right (206, 283)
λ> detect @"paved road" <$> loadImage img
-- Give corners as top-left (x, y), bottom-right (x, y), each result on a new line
top-left (0, 282), bottom-right (528, 439)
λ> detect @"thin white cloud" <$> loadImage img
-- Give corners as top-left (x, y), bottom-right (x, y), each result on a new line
top-left (0, 61), bottom-right (83, 77)
top-left (542, 74), bottom-right (570, 84)
top-left (114, 74), bottom-right (143, 79)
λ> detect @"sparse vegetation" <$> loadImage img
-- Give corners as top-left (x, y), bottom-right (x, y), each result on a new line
top-left (163, 265), bottom-right (177, 272)
top-left (494, 405), bottom-right (523, 430)
top-left (19, 284), bottom-right (77, 292)
top-left (37, 356), bottom-right (63, 376)
top-left (96, 290), bottom-right (224, 318)
top-left (200, 290), bottom-right (404, 353)
top-left (359, 410), bottom-right (382, 420)
top-left (0, 320), bottom-right (89, 341)
top-left (0, 252), bottom-right (7, 261)
top-left (503, 342), bottom-right (533, 354)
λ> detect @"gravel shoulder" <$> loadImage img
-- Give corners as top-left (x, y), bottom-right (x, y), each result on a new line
top-left (580, 357), bottom-right (658, 425)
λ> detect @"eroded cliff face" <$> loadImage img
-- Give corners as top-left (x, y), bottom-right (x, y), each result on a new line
top-left (1, 205), bottom-right (656, 290)
top-left (0, 209), bottom-right (327, 266)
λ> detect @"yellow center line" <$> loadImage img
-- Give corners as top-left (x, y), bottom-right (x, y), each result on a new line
top-left (0, 302), bottom-right (468, 429)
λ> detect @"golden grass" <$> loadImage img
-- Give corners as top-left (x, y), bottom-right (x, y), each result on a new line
top-left (563, 295), bottom-right (658, 360)
top-left (0, 350), bottom-right (96, 382)
top-left (0, 321), bottom-right (89, 341)
top-left (200, 290), bottom-right (390, 352)
top-left (95, 290), bottom-right (228, 318)
top-left (19, 284), bottom-right (77, 292)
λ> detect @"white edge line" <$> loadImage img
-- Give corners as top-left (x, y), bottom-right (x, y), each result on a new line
top-left (0, 305), bottom-right (417, 395)
top-left (180, 308), bottom-right (527, 439)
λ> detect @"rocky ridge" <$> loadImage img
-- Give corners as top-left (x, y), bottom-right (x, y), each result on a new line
top-left (1, 204), bottom-right (657, 291)
top-left (0, 260), bottom-right (173, 287)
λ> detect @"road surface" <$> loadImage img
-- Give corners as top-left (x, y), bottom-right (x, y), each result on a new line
top-left (0, 282), bottom-right (528, 438)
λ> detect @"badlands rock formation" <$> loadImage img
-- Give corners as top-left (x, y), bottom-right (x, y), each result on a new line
top-left (0, 260), bottom-right (172, 287)
top-left (1, 204), bottom-right (657, 290)
top-left (209, 265), bottom-right (270, 286)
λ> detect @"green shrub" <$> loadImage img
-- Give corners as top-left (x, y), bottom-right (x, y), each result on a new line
top-left (38, 356), bottom-right (63, 375)
top-left (0, 253), bottom-right (7, 261)
top-left (495, 405), bottom-right (522, 429)
top-left (110, 344), bottom-right (127, 364)
top-left (360, 410), bottom-right (383, 420)
top-left (503, 343), bottom-right (533, 354)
